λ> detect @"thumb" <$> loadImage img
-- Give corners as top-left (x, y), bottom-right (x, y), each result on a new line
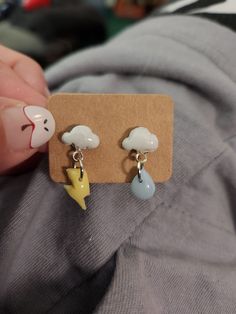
top-left (0, 98), bottom-right (55, 174)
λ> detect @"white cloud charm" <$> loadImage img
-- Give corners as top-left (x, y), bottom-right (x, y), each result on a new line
top-left (61, 125), bottom-right (100, 149)
top-left (122, 127), bottom-right (158, 152)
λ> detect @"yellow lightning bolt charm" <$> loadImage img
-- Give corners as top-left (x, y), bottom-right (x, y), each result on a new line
top-left (64, 168), bottom-right (90, 210)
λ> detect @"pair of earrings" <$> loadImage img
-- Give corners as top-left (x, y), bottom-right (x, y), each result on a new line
top-left (61, 125), bottom-right (158, 210)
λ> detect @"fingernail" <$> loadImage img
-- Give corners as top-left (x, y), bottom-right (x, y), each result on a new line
top-left (1, 105), bottom-right (55, 152)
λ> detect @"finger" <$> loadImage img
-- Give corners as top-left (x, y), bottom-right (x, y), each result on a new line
top-left (14, 57), bottom-right (50, 98)
top-left (0, 61), bottom-right (47, 105)
top-left (0, 97), bottom-right (55, 174)
top-left (0, 44), bottom-right (49, 97)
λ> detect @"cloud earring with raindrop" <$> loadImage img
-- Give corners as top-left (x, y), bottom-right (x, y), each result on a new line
top-left (61, 125), bottom-right (100, 210)
top-left (122, 127), bottom-right (158, 200)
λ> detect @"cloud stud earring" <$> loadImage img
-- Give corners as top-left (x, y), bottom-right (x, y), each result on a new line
top-left (61, 125), bottom-right (100, 210)
top-left (122, 127), bottom-right (159, 200)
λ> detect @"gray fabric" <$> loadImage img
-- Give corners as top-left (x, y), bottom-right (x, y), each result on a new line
top-left (0, 15), bottom-right (236, 313)
top-left (0, 21), bottom-right (45, 55)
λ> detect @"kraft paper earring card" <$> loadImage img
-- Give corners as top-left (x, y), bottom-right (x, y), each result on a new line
top-left (48, 93), bottom-right (174, 184)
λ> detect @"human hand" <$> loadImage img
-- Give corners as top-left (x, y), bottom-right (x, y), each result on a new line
top-left (0, 45), bottom-right (55, 175)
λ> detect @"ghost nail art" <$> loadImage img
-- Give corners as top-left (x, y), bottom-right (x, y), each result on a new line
top-left (1, 105), bottom-right (55, 151)
top-left (23, 106), bottom-right (55, 148)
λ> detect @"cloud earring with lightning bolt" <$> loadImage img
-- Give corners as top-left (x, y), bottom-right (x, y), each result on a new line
top-left (61, 125), bottom-right (100, 210)
top-left (122, 127), bottom-right (159, 200)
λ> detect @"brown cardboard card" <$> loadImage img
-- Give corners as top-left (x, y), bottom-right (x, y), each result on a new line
top-left (48, 93), bottom-right (173, 183)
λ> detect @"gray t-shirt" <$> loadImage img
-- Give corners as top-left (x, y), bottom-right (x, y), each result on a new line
top-left (0, 15), bottom-right (236, 313)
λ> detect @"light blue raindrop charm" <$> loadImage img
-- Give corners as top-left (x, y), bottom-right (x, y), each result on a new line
top-left (131, 169), bottom-right (156, 200)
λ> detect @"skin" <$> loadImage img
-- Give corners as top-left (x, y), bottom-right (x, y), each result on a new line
top-left (0, 44), bottom-right (49, 174)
